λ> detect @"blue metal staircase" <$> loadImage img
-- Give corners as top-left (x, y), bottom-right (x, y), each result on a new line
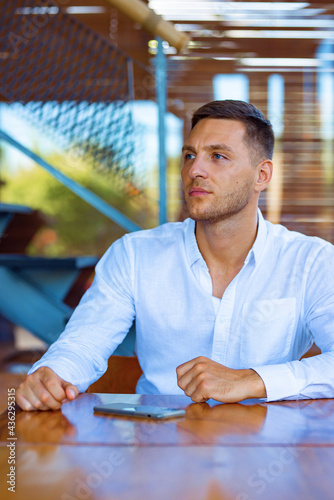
top-left (0, 1), bottom-right (152, 356)
top-left (0, 202), bottom-right (136, 356)
top-left (0, 203), bottom-right (98, 345)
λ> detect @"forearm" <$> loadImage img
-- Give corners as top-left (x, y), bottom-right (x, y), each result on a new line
top-left (214, 368), bottom-right (267, 403)
top-left (243, 369), bottom-right (267, 399)
top-left (28, 330), bottom-right (111, 392)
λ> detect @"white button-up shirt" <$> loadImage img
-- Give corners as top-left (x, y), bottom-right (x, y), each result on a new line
top-left (30, 210), bottom-right (334, 402)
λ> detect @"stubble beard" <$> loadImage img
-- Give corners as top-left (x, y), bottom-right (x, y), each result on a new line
top-left (184, 182), bottom-right (253, 224)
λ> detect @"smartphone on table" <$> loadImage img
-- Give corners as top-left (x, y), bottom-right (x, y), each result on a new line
top-left (93, 402), bottom-right (186, 420)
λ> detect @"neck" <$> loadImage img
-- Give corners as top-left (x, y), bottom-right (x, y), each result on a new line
top-left (195, 207), bottom-right (259, 270)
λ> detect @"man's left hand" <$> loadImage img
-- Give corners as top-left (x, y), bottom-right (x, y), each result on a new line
top-left (176, 356), bottom-right (267, 403)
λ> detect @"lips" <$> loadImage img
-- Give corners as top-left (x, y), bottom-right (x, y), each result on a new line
top-left (189, 187), bottom-right (211, 196)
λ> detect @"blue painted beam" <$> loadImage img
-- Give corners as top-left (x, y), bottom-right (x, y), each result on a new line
top-left (0, 261), bottom-right (136, 353)
top-left (0, 266), bottom-right (73, 344)
top-left (0, 203), bottom-right (33, 214)
top-left (0, 255), bottom-right (98, 303)
top-left (0, 255), bottom-right (97, 270)
top-left (0, 130), bottom-right (143, 233)
top-left (156, 38), bottom-right (167, 225)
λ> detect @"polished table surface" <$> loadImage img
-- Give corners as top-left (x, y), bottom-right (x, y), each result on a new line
top-left (1, 393), bottom-right (334, 499)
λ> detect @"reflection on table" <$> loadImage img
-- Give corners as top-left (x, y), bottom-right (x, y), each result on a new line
top-left (0, 394), bottom-right (334, 500)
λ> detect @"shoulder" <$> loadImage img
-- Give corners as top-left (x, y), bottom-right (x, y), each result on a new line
top-left (101, 219), bottom-right (192, 262)
top-left (265, 218), bottom-right (334, 260)
top-left (122, 219), bottom-right (191, 248)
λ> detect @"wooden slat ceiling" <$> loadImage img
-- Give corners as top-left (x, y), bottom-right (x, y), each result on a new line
top-left (64, 0), bottom-right (334, 121)
top-left (2, 1), bottom-right (334, 239)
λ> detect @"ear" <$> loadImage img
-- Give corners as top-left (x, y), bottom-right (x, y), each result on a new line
top-left (254, 159), bottom-right (273, 193)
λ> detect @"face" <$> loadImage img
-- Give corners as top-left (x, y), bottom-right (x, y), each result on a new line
top-left (181, 118), bottom-right (262, 223)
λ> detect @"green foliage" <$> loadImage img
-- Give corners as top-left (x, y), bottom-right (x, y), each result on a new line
top-left (1, 151), bottom-right (158, 257)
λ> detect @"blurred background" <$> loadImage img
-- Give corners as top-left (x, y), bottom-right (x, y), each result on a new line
top-left (0, 0), bottom-right (333, 368)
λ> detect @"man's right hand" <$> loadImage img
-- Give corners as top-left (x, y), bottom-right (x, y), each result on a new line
top-left (16, 366), bottom-right (79, 411)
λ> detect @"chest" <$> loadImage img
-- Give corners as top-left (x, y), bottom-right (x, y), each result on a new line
top-left (209, 265), bottom-right (243, 299)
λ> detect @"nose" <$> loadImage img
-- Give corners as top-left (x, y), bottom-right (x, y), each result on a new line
top-left (187, 155), bottom-right (209, 180)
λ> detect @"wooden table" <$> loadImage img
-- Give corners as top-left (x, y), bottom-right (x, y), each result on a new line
top-left (1, 393), bottom-right (334, 500)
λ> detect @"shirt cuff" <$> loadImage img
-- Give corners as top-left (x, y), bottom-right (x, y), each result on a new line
top-left (28, 361), bottom-right (88, 393)
top-left (251, 363), bottom-right (301, 402)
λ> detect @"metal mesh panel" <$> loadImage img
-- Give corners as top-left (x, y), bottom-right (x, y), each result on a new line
top-left (0, 0), bottom-right (134, 175)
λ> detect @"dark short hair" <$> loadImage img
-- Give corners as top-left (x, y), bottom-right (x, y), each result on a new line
top-left (191, 100), bottom-right (275, 162)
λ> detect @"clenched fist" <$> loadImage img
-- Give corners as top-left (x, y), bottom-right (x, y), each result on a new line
top-left (176, 356), bottom-right (266, 403)
top-left (16, 366), bottom-right (79, 411)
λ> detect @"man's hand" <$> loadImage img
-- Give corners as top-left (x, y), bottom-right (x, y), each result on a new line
top-left (16, 366), bottom-right (79, 411)
top-left (176, 356), bottom-right (267, 403)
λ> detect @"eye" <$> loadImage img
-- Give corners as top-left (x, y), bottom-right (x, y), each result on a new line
top-left (184, 152), bottom-right (195, 160)
top-left (213, 153), bottom-right (225, 160)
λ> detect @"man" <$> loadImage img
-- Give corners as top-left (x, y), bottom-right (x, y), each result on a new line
top-left (16, 100), bottom-right (334, 411)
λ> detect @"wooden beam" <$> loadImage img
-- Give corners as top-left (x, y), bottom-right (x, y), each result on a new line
top-left (104, 0), bottom-right (190, 52)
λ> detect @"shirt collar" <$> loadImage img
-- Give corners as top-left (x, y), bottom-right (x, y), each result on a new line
top-left (184, 208), bottom-right (268, 268)
top-left (244, 208), bottom-right (268, 265)
top-left (184, 217), bottom-right (202, 267)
